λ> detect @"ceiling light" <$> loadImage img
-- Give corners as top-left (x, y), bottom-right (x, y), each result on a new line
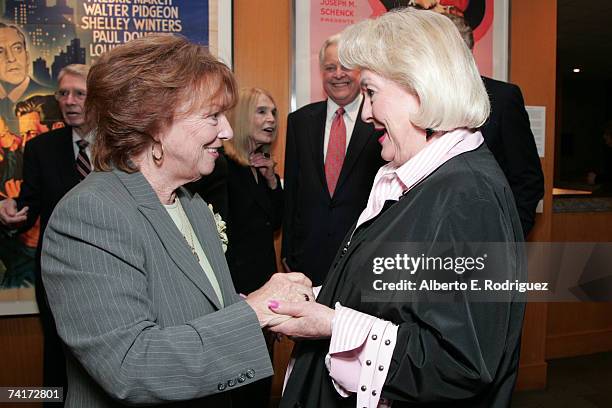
top-left (573, 68), bottom-right (581, 73)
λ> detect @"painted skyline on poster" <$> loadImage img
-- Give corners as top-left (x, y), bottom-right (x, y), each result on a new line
top-left (1, 0), bottom-right (209, 86)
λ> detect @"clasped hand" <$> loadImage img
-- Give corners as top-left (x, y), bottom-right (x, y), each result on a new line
top-left (245, 273), bottom-right (334, 339)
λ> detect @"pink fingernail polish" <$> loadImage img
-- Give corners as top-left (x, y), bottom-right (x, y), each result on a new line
top-left (268, 300), bottom-right (279, 309)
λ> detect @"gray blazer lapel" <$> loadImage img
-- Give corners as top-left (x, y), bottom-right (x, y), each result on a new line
top-left (114, 170), bottom-right (223, 309)
top-left (179, 189), bottom-right (239, 305)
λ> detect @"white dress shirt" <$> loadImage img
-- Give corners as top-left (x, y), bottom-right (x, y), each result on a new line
top-left (71, 128), bottom-right (94, 160)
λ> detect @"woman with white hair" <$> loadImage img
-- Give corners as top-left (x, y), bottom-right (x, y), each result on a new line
top-left (269, 8), bottom-right (526, 408)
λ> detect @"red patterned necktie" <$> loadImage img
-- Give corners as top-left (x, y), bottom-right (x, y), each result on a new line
top-left (76, 139), bottom-right (92, 181)
top-left (325, 107), bottom-right (346, 196)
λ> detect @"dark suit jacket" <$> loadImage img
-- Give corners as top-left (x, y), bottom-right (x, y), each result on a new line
top-left (16, 125), bottom-right (79, 236)
top-left (480, 77), bottom-right (544, 237)
top-left (225, 155), bottom-right (283, 294)
top-left (282, 100), bottom-right (385, 285)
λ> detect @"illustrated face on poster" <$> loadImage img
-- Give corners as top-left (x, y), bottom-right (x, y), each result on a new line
top-left (0, 26), bottom-right (30, 85)
top-left (296, 0), bottom-right (504, 107)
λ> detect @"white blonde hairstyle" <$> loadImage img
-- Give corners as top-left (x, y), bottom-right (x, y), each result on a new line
top-left (338, 8), bottom-right (489, 131)
top-left (318, 33), bottom-right (341, 67)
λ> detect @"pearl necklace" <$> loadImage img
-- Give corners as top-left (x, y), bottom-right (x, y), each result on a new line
top-left (176, 199), bottom-right (200, 262)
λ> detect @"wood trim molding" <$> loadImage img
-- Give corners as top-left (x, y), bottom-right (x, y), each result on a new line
top-left (515, 361), bottom-right (548, 391)
top-left (546, 328), bottom-right (612, 359)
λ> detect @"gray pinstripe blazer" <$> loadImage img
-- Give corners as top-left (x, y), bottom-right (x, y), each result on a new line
top-left (41, 169), bottom-right (273, 407)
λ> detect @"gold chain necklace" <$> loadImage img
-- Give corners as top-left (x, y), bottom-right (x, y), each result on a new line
top-left (176, 199), bottom-right (200, 262)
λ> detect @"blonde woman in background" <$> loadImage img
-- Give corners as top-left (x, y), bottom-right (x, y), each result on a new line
top-left (224, 87), bottom-right (283, 294)
top-left (223, 87), bottom-right (283, 407)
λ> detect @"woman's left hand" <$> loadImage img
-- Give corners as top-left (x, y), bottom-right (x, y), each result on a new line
top-left (250, 152), bottom-right (278, 189)
top-left (267, 300), bottom-right (335, 339)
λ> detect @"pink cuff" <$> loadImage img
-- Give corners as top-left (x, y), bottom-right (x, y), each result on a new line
top-left (326, 303), bottom-right (398, 407)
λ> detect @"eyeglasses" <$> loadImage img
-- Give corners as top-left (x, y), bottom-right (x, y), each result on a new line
top-left (55, 89), bottom-right (87, 101)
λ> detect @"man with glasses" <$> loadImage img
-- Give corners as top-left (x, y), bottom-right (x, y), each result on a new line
top-left (0, 64), bottom-right (90, 407)
top-left (0, 23), bottom-right (53, 133)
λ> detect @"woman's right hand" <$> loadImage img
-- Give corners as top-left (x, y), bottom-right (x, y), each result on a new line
top-left (249, 152), bottom-right (278, 189)
top-left (245, 272), bottom-right (314, 327)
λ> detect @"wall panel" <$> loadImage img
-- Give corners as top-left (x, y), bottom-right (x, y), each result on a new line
top-left (546, 212), bottom-right (612, 359)
top-left (509, 0), bottom-right (557, 391)
top-left (0, 316), bottom-right (43, 408)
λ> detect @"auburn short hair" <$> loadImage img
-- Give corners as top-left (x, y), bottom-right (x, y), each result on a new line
top-left (89, 34), bottom-right (237, 172)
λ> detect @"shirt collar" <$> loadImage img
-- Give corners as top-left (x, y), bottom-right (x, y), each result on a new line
top-left (326, 93), bottom-right (363, 125)
top-left (72, 128), bottom-right (94, 144)
top-left (382, 128), bottom-right (483, 192)
top-left (353, 129), bottom-right (483, 233)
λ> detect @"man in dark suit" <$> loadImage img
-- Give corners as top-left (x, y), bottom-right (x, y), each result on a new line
top-left (480, 76), bottom-right (544, 236)
top-left (282, 35), bottom-right (385, 285)
top-left (0, 64), bottom-right (91, 406)
top-left (447, 13), bottom-right (544, 237)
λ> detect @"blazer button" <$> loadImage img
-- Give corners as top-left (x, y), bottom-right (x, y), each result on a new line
top-left (217, 383), bottom-right (226, 391)
top-left (238, 374), bottom-right (246, 383)
top-left (228, 379), bottom-right (236, 387)
top-left (246, 369), bottom-right (255, 378)
top-left (342, 246), bottom-right (348, 254)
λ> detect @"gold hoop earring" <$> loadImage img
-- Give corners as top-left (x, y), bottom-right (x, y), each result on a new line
top-left (152, 142), bottom-right (164, 163)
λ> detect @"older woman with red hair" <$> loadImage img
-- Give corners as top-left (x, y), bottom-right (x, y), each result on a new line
top-left (41, 34), bottom-right (312, 407)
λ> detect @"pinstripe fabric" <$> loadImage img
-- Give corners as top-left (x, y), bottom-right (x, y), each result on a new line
top-left (41, 169), bottom-right (273, 407)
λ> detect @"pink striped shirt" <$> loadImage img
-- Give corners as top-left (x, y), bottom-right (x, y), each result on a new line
top-left (355, 128), bottom-right (484, 232)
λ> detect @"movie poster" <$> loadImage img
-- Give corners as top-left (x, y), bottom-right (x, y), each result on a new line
top-left (294, 0), bottom-right (508, 108)
top-left (0, 0), bottom-right (230, 315)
